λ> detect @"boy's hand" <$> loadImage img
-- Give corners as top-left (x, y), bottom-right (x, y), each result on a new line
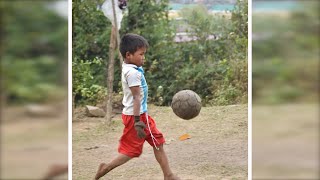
top-left (134, 120), bottom-right (146, 139)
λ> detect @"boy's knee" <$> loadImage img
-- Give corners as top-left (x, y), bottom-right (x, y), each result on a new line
top-left (133, 151), bottom-right (143, 157)
top-left (119, 150), bottom-right (142, 158)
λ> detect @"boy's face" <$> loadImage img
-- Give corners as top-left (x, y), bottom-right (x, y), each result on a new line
top-left (125, 47), bottom-right (146, 67)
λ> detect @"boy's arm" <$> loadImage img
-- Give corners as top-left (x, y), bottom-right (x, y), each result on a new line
top-left (129, 86), bottom-right (146, 139)
top-left (129, 86), bottom-right (141, 117)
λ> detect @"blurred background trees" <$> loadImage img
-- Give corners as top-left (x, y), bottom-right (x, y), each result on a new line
top-left (252, 1), bottom-right (319, 104)
top-left (1, 1), bottom-right (68, 179)
top-left (1, 1), bottom-right (68, 104)
top-left (72, 0), bottom-right (248, 107)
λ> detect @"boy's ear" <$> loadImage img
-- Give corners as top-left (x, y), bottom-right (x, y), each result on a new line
top-left (125, 52), bottom-right (131, 58)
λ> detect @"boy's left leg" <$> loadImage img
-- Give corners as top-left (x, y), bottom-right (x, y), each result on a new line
top-left (153, 145), bottom-right (180, 180)
top-left (94, 154), bottom-right (131, 180)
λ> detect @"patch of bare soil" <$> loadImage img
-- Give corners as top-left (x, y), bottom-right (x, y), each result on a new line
top-left (73, 104), bottom-right (248, 180)
top-left (1, 105), bottom-right (68, 179)
top-left (253, 104), bottom-right (319, 179)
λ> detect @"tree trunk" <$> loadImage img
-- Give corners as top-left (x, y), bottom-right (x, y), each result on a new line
top-left (111, 0), bottom-right (123, 67)
top-left (105, 26), bottom-right (116, 124)
top-left (116, 29), bottom-right (123, 66)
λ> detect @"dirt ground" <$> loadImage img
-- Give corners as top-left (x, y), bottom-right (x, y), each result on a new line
top-left (3, 103), bottom-right (317, 179)
top-left (253, 103), bottom-right (319, 179)
top-left (72, 104), bottom-right (248, 180)
top-left (1, 105), bottom-right (68, 180)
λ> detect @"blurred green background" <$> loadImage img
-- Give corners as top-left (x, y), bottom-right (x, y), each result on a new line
top-left (1, 1), bottom-right (68, 104)
top-left (1, 1), bottom-right (68, 179)
top-left (252, 0), bottom-right (319, 179)
top-left (252, 1), bottom-right (319, 104)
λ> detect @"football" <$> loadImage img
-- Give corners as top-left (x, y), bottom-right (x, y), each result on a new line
top-left (171, 90), bottom-right (201, 120)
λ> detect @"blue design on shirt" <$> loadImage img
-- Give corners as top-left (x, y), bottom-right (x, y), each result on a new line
top-left (136, 67), bottom-right (148, 113)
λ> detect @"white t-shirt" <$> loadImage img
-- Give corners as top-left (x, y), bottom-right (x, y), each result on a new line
top-left (121, 63), bottom-right (148, 115)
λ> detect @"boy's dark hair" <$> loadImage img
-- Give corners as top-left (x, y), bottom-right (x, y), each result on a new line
top-left (120, 33), bottom-right (149, 58)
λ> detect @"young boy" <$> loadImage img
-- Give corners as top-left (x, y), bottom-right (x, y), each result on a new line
top-left (95, 34), bottom-right (180, 180)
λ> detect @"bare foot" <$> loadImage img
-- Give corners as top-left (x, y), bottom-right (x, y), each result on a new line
top-left (94, 163), bottom-right (109, 180)
top-left (165, 173), bottom-right (181, 180)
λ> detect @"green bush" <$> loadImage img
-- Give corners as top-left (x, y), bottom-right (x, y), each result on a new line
top-left (72, 57), bottom-right (107, 105)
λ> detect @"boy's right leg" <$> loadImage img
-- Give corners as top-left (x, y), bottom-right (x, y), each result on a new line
top-left (94, 154), bottom-right (131, 180)
top-left (153, 145), bottom-right (180, 180)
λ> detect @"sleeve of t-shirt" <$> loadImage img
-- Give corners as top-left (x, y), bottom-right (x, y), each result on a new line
top-left (126, 69), bottom-right (141, 87)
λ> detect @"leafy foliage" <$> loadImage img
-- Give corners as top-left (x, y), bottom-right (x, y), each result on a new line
top-left (72, 0), bottom-right (112, 61)
top-left (73, 0), bottom-right (248, 106)
top-left (72, 58), bottom-right (107, 105)
top-left (154, 2), bottom-right (248, 106)
top-left (231, 0), bottom-right (248, 39)
top-left (72, 0), bottom-right (122, 104)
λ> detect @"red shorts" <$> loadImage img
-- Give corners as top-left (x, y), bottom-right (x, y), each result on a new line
top-left (118, 113), bottom-right (165, 158)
